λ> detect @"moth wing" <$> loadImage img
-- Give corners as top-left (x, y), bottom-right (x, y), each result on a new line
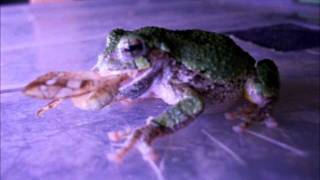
top-left (24, 71), bottom-right (129, 100)
top-left (23, 71), bottom-right (102, 99)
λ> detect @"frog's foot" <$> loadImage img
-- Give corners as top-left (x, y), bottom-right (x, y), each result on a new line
top-left (107, 117), bottom-right (153, 142)
top-left (224, 103), bottom-right (257, 132)
top-left (225, 103), bottom-right (259, 132)
top-left (261, 111), bottom-right (278, 128)
top-left (225, 102), bottom-right (278, 132)
top-left (107, 127), bottom-right (132, 142)
top-left (107, 124), bottom-right (165, 163)
top-left (226, 104), bottom-right (278, 133)
top-left (224, 103), bottom-right (257, 121)
top-left (232, 115), bottom-right (257, 133)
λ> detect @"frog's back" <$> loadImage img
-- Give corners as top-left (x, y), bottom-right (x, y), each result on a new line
top-left (135, 27), bottom-right (256, 80)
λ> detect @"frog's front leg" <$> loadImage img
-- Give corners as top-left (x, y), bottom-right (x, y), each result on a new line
top-left (107, 84), bottom-right (204, 162)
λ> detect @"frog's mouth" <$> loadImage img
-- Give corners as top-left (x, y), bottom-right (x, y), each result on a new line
top-left (117, 59), bottom-right (165, 99)
top-left (94, 67), bottom-right (147, 83)
top-left (120, 69), bottom-right (149, 85)
top-left (121, 68), bottom-right (155, 88)
top-left (92, 50), bottom-right (168, 98)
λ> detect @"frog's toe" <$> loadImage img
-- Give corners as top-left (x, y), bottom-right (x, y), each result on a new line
top-left (107, 151), bottom-right (124, 163)
top-left (107, 128), bottom-right (132, 142)
top-left (224, 112), bottom-right (239, 120)
top-left (264, 116), bottom-right (278, 128)
top-left (137, 141), bottom-right (159, 162)
top-left (232, 121), bottom-right (251, 133)
top-left (107, 131), bottom-right (126, 142)
top-left (225, 103), bottom-right (257, 121)
top-left (107, 125), bottom-right (158, 162)
top-left (232, 125), bottom-right (244, 133)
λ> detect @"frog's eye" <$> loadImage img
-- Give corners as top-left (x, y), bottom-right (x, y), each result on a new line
top-left (118, 36), bottom-right (145, 59)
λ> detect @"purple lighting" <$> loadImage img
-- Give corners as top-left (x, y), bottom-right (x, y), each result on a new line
top-left (1, 1), bottom-right (319, 180)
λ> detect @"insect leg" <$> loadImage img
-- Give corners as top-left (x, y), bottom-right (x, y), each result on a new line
top-left (37, 99), bottom-right (64, 117)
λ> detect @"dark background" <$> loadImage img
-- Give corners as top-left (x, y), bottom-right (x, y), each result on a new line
top-left (1, 0), bottom-right (28, 5)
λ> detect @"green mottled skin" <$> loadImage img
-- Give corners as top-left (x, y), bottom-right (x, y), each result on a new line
top-left (105, 26), bottom-right (256, 80)
top-left (97, 26), bottom-right (282, 110)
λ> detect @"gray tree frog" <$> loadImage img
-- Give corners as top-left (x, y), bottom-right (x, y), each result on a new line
top-left (24, 26), bottom-right (280, 162)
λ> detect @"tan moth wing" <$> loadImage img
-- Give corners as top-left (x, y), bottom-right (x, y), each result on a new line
top-left (23, 71), bottom-right (129, 116)
top-left (24, 71), bottom-right (103, 99)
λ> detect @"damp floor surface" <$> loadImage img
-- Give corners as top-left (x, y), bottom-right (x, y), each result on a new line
top-left (1, 1), bottom-right (319, 180)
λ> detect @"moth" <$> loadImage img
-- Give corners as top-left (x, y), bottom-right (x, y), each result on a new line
top-left (24, 71), bottom-right (129, 117)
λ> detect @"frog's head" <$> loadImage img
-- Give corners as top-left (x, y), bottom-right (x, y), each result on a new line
top-left (92, 29), bottom-right (152, 76)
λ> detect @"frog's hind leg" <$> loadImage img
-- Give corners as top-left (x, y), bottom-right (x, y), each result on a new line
top-left (224, 102), bottom-right (257, 122)
top-left (225, 59), bottom-right (280, 132)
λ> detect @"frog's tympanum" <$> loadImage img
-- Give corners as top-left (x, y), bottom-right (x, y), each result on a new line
top-left (24, 27), bottom-right (280, 162)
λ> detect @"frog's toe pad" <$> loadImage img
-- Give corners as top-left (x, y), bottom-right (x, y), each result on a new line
top-left (137, 142), bottom-right (159, 162)
top-left (224, 112), bottom-right (238, 120)
top-left (232, 125), bottom-right (246, 133)
top-left (107, 151), bottom-right (124, 163)
top-left (107, 128), bottom-right (132, 142)
top-left (264, 117), bottom-right (278, 128)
